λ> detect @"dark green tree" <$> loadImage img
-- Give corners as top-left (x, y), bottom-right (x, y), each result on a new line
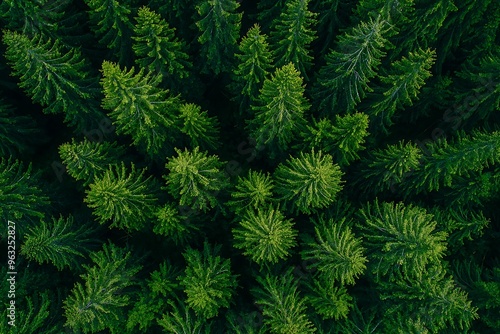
top-left (194, 0), bottom-right (242, 75)
top-left (84, 163), bottom-right (159, 231)
top-left (304, 274), bottom-right (353, 321)
top-left (153, 203), bottom-right (200, 245)
top-left (270, 0), bottom-right (317, 79)
top-left (158, 299), bottom-right (213, 333)
top-left (100, 61), bottom-right (181, 156)
top-left (164, 147), bottom-right (229, 212)
top-left (226, 170), bottom-right (274, 215)
top-left (179, 242), bottom-right (238, 319)
top-left (178, 103), bottom-right (220, 150)
top-left (232, 205), bottom-right (297, 265)
top-left (274, 150), bottom-right (344, 214)
top-left (0, 99), bottom-right (39, 158)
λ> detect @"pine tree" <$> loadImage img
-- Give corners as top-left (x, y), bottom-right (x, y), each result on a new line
top-left (358, 201), bottom-right (448, 281)
top-left (232, 205), bottom-right (297, 265)
top-left (274, 150), bottom-right (344, 214)
top-left (270, 0), bottom-right (317, 79)
top-left (312, 16), bottom-right (393, 114)
top-left (2, 30), bottom-right (104, 131)
top-left (304, 274), bottom-right (353, 321)
top-left (232, 24), bottom-right (274, 114)
top-left (158, 299), bottom-right (213, 333)
top-left (0, 99), bottom-right (39, 158)
top-left (84, 163), bottom-right (159, 231)
top-left (63, 243), bottom-right (143, 333)
top-left (253, 270), bottom-right (316, 334)
top-left (100, 61), bottom-right (181, 156)
top-left (226, 170), bottom-right (274, 215)
top-left (194, 0), bottom-right (242, 75)
top-left (368, 48), bottom-right (435, 131)
top-left (178, 103), bottom-right (220, 150)
top-left (164, 147), bottom-right (229, 212)
top-left (153, 203), bottom-right (200, 245)
top-left (301, 217), bottom-right (367, 285)
top-left (58, 139), bottom-right (125, 186)
top-left (179, 242), bottom-right (238, 319)
top-left (247, 63), bottom-right (309, 157)
top-left (84, 0), bottom-right (134, 64)
top-left (132, 6), bottom-right (191, 81)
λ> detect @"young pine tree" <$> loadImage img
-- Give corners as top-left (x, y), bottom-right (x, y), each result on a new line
top-left (20, 215), bottom-right (98, 271)
top-left (232, 24), bottom-right (274, 114)
top-left (63, 243), bottom-right (143, 333)
top-left (232, 205), bottom-right (297, 265)
top-left (132, 6), bottom-right (191, 82)
top-left (164, 147), bottom-right (229, 212)
top-left (226, 170), bottom-right (275, 215)
top-left (153, 203), bottom-right (200, 245)
top-left (179, 242), bottom-right (238, 319)
top-left (274, 150), bottom-right (344, 214)
top-left (2, 30), bottom-right (104, 131)
top-left (158, 299), bottom-right (213, 333)
top-left (270, 0), bottom-right (317, 79)
top-left (178, 103), bottom-right (220, 150)
top-left (100, 61), bottom-right (181, 156)
top-left (247, 63), bottom-right (309, 158)
top-left (84, 163), bottom-right (159, 231)
top-left (194, 0), bottom-right (242, 75)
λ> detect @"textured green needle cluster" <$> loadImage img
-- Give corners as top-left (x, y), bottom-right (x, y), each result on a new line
top-left (304, 274), bottom-right (353, 321)
top-left (153, 203), bottom-right (199, 245)
top-left (0, 99), bottom-right (39, 158)
top-left (226, 170), bottom-right (274, 215)
top-left (178, 103), bottom-right (220, 150)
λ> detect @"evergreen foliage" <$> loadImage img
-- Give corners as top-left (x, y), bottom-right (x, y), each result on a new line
top-left (0, 99), bottom-right (39, 158)
top-left (226, 170), bottom-right (274, 215)
top-left (153, 203), bottom-right (200, 245)
top-left (304, 274), bottom-right (353, 321)
top-left (178, 103), bottom-right (220, 150)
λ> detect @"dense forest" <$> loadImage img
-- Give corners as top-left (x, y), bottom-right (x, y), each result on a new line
top-left (0, 0), bottom-right (499, 333)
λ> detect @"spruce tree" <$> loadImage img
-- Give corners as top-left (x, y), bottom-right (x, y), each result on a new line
top-left (153, 203), bottom-right (200, 245)
top-left (274, 150), bottom-right (344, 214)
top-left (84, 163), bottom-right (159, 231)
top-left (100, 61), bottom-right (181, 156)
top-left (178, 242), bottom-right (238, 319)
top-left (247, 62), bottom-right (309, 157)
top-left (164, 147), bottom-right (229, 212)
top-left (226, 170), bottom-right (275, 215)
top-left (304, 274), bottom-right (353, 321)
top-left (158, 299), bottom-right (213, 333)
top-left (194, 0), bottom-right (242, 75)
top-left (132, 6), bottom-right (191, 81)
top-left (232, 205), bottom-right (297, 265)
top-left (270, 0), bottom-right (317, 79)
top-left (178, 103), bottom-right (220, 150)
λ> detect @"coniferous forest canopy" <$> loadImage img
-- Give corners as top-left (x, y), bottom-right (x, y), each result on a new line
top-left (0, 0), bottom-right (499, 333)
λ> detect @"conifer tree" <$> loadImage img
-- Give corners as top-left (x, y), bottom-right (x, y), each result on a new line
top-left (178, 103), bottom-right (220, 150)
top-left (358, 201), bottom-right (448, 281)
top-left (179, 242), bottom-right (238, 319)
top-left (253, 270), bottom-right (316, 334)
top-left (270, 0), bottom-right (317, 79)
top-left (164, 147), bottom-right (229, 212)
top-left (232, 205), bottom-right (297, 265)
top-left (58, 139), bottom-right (125, 186)
top-left (84, 0), bottom-right (134, 64)
top-left (85, 163), bottom-right (159, 231)
top-left (301, 217), bottom-right (367, 285)
top-left (368, 48), bottom-right (435, 131)
top-left (312, 16), bottom-right (392, 114)
top-left (20, 215), bottom-right (97, 271)
top-left (153, 203), bottom-right (200, 245)
top-left (232, 24), bottom-right (274, 114)
top-left (158, 299), bottom-right (213, 333)
top-left (100, 61), bottom-right (181, 156)
top-left (63, 243), bottom-right (143, 333)
top-left (274, 150), bottom-right (344, 214)
top-left (304, 274), bottom-right (353, 321)
top-left (257, 0), bottom-right (286, 32)
top-left (2, 30), bottom-right (104, 131)
top-left (132, 6), bottom-right (191, 81)
top-left (247, 63), bottom-right (309, 157)
top-left (194, 0), bottom-right (242, 75)
top-left (226, 170), bottom-right (274, 215)
top-left (0, 99), bottom-right (39, 158)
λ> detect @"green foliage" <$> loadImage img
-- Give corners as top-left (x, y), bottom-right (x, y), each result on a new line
top-left (253, 270), bottom-right (316, 334)
top-left (63, 243), bottom-right (143, 333)
top-left (304, 274), bottom-right (353, 321)
top-left (195, 0), bottom-right (242, 75)
top-left (232, 24), bottom-right (274, 113)
top-left (0, 99), bottom-right (39, 158)
top-left (226, 170), bottom-right (274, 215)
top-left (312, 16), bottom-right (393, 113)
top-left (153, 203), bottom-right (200, 245)
top-left (232, 205), bottom-right (297, 265)
top-left (85, 163), bottom-right (159, 231)
top-left (247, 62), bottom-right (309, 157)
top-left (132, 6), bottom-right (191, 80)
top-left (58, 139), bottom-right (125, 186)
top-left (100, 60), bottom-right (181, 156)
top-left (270, 0), bottom-right (317, 79)
top-left (274, 150), bottom-right (344, 214)
top-left (158, 299), bottom-right (213, 333)
top-left (301, 217), bottom-right (367, 285)
top-left (2, 30), bottom-right (103, 130)
top-left (178, 103), bottom-right (220, 150)
top-left (20, 215), bottom-right (97, 271)
top-left (164, 147), bottom-right (229, 212)
top-left (359, 201), bottom-right (448, 281)
top-left (179, 242), bottom-right (238, 319)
